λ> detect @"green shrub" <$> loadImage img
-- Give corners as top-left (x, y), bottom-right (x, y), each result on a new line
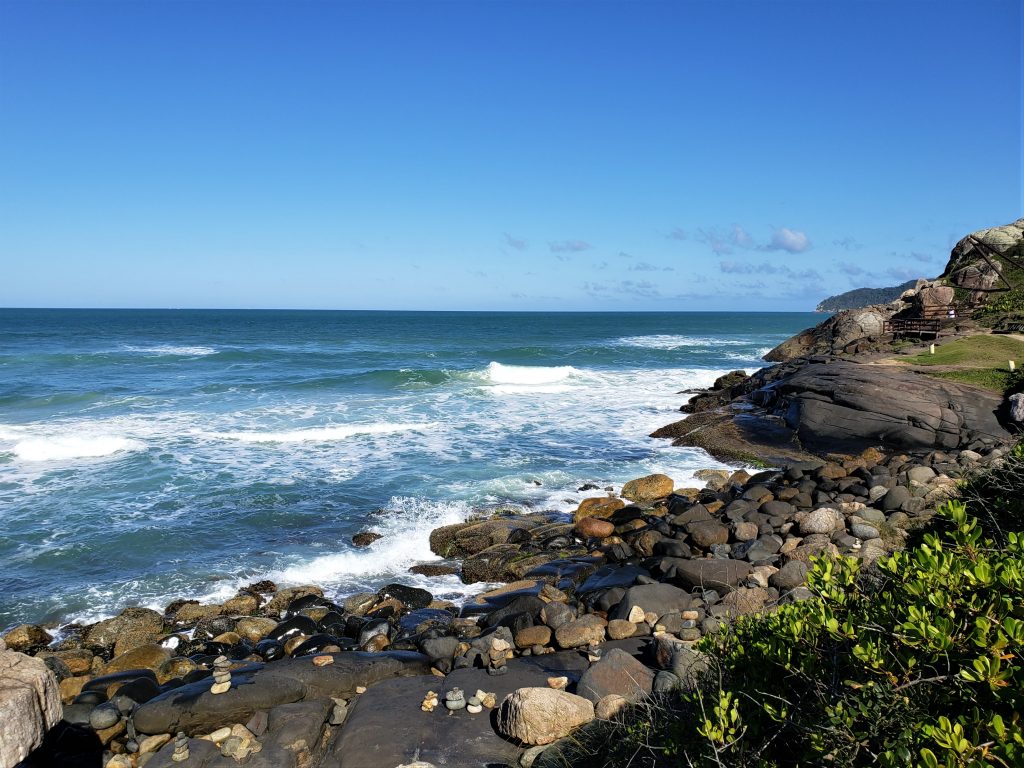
top-left (554, 445), bottom-right (1024, 768)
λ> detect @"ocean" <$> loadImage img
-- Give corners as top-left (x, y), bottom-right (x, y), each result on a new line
top-left (0, 309), bottom-right (816, 629)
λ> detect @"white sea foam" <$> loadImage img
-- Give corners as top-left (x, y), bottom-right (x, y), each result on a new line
top-left (124, 345), bottom-right (218, 357)
top-left (616, 334), bottom-right (751, 350)
top-left (484, 362), bottom-right (578, 385)
top-left (214, 422), bottom-right (436, 443)
top-left (11, 435), bottom-right (145, 462)
top-left (275, 497), bottom-right (486, 599)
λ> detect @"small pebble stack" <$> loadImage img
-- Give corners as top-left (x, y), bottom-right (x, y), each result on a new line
top-left (170, 732), bottom-right (189, 762)
top-left (487, 638), bottom-right (509, 676)
top-left (210, 656), bottom-right (232, 695)
top-left (444, 687), bottom-right (465, 711)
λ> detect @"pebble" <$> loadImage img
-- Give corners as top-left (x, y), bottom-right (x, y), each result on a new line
top-left (546, 676), bottom-right (568, 690)
top-left (89, 704), bottom-right (120, 731)
top-left (445, 687), bottom-right (466, 711)
top-left (205, 726), bottom-right (232, 742)
top-left (210, 681), bottom-right (231, 695)
top-left (421, 691), bottom-right (439, 712)
top-left (312, 654), bottom-right (334, 666)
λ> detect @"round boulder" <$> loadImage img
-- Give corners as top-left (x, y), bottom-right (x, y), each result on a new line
top-left (496, 687), bottom-right (595, 746)
top-left (620, 474), bottom-right (674, 503)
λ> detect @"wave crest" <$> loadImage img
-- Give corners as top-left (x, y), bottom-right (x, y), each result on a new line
top-left (10, 435), bottom-right (145, 462)
top-left (214, 422), bottom-right (436, 444)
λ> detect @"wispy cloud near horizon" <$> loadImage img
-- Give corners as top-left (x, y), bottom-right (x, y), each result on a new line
top-left (503, 232), bottom-right (528, 251)
top-left (549, 239), bottom-right (591, 254)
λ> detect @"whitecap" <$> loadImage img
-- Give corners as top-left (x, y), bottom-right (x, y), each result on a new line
top-left (275, 497), bottom-right (478, 590)
top-left (124, 345), bottom-right (217, 357)
top-left (214, 422), bottom-right (436, 444)
top-left (616, 335), bottom-right (751, 350)
top-left (12, 435), bottom-right (145, 462)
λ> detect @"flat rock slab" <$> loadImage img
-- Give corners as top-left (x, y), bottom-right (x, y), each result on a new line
top-left (329, 651), bottom-right (593, 768)
top-left (134, 652), bottom-right (430, 736)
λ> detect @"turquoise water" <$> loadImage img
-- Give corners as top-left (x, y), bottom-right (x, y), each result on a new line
top-left (0, 309), bottom-right (816, 627)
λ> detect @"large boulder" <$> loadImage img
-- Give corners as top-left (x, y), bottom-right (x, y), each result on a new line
top-left (0, 644), bottom-right (62, 766)
top-left (765, 305), bottom-right (901, 362)
top-left (941, 218), bottom-right (1024, 305)
top-left (767, 361), bottom-right (1010, 452)
top-left (496, 687), bottom-right (595, 746)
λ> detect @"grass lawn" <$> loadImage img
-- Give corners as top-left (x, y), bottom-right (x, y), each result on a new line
top-left (896, 334), bottom-right (1024, 392)
top-left (901, 334), bottom-right (1024, 367)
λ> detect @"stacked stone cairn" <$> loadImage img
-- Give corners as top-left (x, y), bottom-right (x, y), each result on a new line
top-left (210, 656), bottom-right (232, 694)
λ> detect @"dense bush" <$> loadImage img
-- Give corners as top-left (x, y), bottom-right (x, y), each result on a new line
top-left (554, 445), bottom-right (1024, 768)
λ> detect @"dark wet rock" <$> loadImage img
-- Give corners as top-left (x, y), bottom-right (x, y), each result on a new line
top-left (255, 639), bottom-right (286, 661)
top-left (420, 635), bottom-right (459, 663)
top-left (266, 615), bottom-right (317, 643)
top-left (408, 563), bottom-right (459, 577)
top-left (483, 595), bottom-right (545, 629)
top-left (667, 558), bottom-right (753, 592)
top-left (264, 586), bottom-right (324, 618)
top-left (377, 584), bottom-right (433, 611)
top-left (609, 583), bottom-right (693, 622)
top-left (577, 564), bottom-right (648, 596)
top-left (352, 531), bottom-right (383, 547)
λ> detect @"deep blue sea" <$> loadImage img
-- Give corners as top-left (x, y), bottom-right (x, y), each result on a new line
top-left (0, 309), bottom-right (817, 628)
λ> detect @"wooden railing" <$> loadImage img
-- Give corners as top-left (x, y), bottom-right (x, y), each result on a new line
top-left (883, 318), bottom-right (941, 337)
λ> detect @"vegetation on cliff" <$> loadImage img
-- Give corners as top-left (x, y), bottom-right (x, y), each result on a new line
top-left (554, 443), bottom-right (1024, 768)
top-left (816, 281), bottom-right (918, 313)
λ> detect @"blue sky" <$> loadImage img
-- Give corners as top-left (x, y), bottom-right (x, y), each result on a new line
top-left (0, 0), bottom-right (1020, 311)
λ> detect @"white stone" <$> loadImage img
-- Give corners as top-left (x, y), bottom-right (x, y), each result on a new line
top-left (1010, 393), bottom-right (1024, 423)
top-left (496, 688), bottom-right (595, 745)
top-left (800, 508), bottom-right (844, 535)
top-left (626, 606), bottom-right (645, 624)
top-left (0, 649), bottom-right (62, 768)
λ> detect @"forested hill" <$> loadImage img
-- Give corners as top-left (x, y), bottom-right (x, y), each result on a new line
top-left (815, 280), bottom-right (918, 312)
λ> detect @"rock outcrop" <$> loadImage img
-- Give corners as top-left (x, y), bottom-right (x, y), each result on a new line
top-left (655, 359), bottom-right (1011, 460)
top-left (759, 361), bottom-right (1010, 452)
top-left (941, 218), bottom-right (1024, 306)
top-left (765, 304), bottom-right (903, 362)
top-left (0, 642), bottom-right (62, 767)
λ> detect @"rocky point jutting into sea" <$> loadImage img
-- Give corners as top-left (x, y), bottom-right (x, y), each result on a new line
top-left (2, 218), bottom-right (1023, 768)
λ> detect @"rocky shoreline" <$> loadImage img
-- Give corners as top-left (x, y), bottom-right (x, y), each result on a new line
top-left (3, 394), bottom-right (1015, 768)
top-left (6, 268), bottom-right (1024, 766)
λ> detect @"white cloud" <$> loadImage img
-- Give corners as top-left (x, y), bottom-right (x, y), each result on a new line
top-left (766, 227), bottom-right (811, 253)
